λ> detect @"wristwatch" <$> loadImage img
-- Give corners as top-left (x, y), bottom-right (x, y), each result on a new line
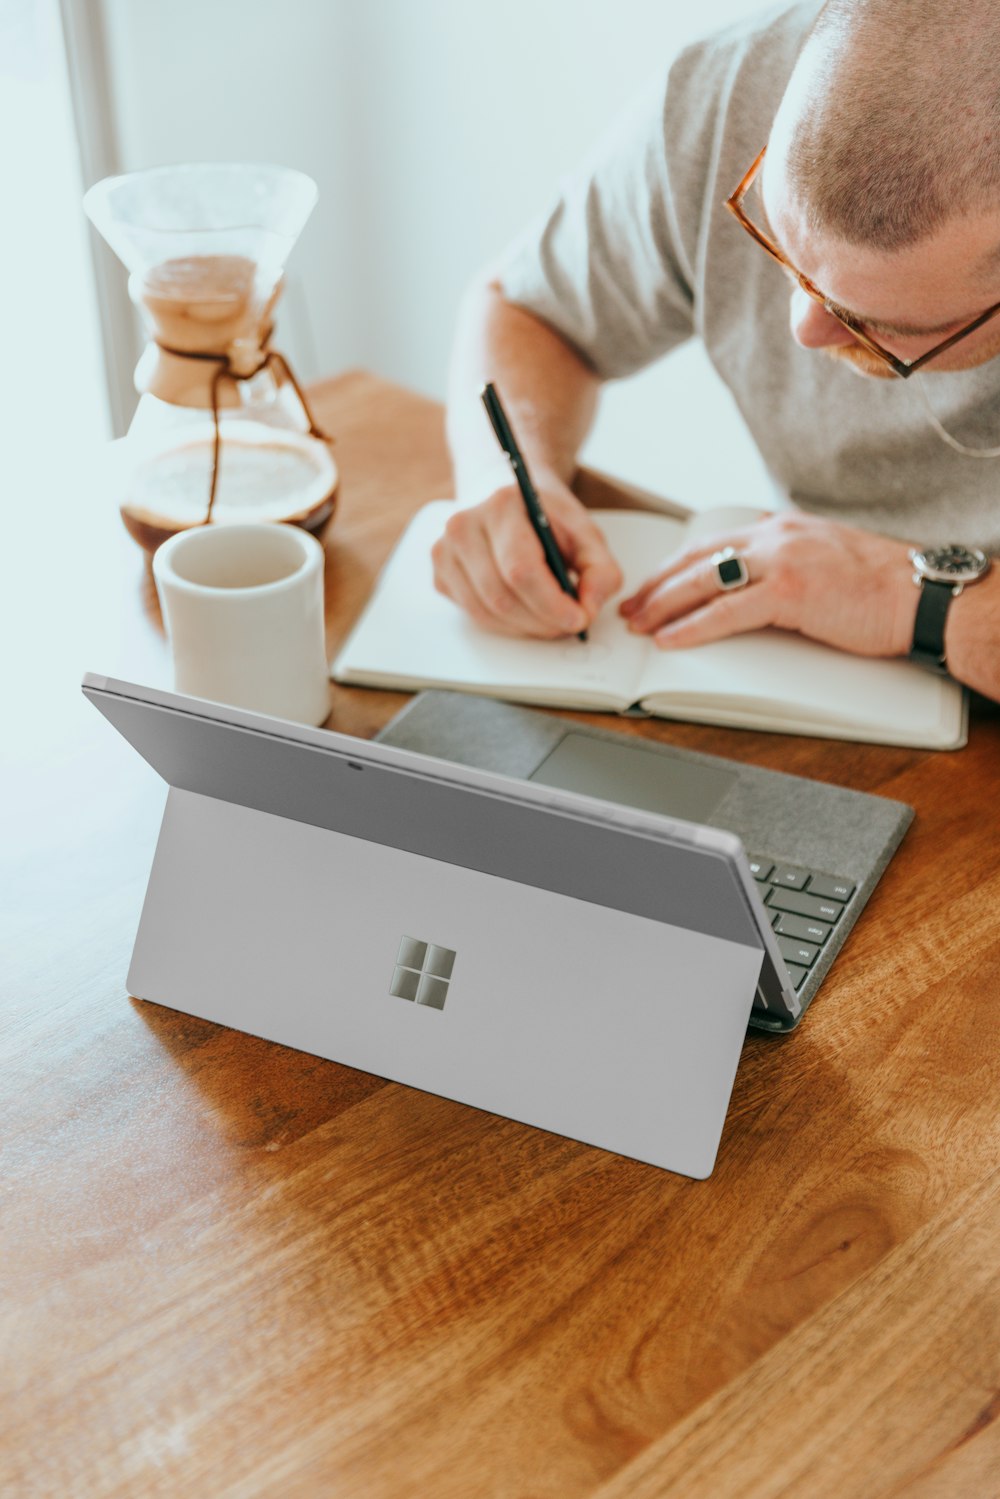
top-left (908, 543), bottom-right (991, 672)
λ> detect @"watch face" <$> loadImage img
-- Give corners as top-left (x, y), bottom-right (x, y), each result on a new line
top-left (912, 544), bottom-right (991, 584)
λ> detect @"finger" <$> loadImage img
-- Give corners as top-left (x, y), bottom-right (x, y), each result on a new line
top-left (624, 550), bottom-right (756, 635)
top-left (621, 533), bottom-right (755, 615)
top-left (620, 529), bottom-right (760, 616)
top-left (653, 582), bottom-right (776, 649)
top-left (446, 550), bottom-right (566, 637)
top-left (434, 508), bottom-right (560, 635)
top-left (558, 519), bottom-right (624, 620)
top-left (432, 544), bottom-right (515, 633)
top-left (489, 503), bottom-right (590, 634)
top-left (432, 524), bottom-right (551, 636)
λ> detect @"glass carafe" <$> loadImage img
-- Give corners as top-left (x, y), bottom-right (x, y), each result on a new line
top-left (84, 163), bottom-right (337, 550)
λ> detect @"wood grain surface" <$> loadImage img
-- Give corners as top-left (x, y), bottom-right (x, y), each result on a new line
top-left (3, 371), bottom-right (999, 1499)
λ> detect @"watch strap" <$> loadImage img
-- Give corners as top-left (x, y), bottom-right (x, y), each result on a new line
top-left (910, 578), bottom-right (955, 671)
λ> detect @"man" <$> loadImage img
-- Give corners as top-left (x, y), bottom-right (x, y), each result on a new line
top-left (433, 0), bottom-right (1000, 702)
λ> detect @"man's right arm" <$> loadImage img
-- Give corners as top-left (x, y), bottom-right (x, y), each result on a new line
top-left (432, 277), bottom-right (623, 639)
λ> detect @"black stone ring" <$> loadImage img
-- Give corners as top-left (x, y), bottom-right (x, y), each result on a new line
top-left (710, 546), bottom-right (750, 591)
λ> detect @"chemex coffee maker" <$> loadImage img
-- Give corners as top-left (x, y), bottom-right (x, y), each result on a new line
top-left (84, 163), bottom-right (337, 551)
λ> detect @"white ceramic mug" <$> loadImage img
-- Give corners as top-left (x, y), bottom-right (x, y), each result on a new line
top-left (153, 522), bottom-right (330, 726)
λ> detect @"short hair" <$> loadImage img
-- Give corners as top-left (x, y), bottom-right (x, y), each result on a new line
top-left (784, 0), bottom-right (1000, 251)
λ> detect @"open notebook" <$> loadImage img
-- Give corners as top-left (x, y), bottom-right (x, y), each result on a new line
top-left (332, 501), bottom-right (966, 749)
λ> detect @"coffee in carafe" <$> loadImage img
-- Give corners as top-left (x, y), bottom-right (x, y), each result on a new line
top-left (84, 163), bottom-right (337, 551)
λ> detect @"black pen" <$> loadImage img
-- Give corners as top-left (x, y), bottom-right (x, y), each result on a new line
top-left (480, 382), bottom-right (588, 642)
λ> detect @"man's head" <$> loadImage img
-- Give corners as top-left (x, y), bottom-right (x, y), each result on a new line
top-left (760, 0), bottom-right (1000, 376)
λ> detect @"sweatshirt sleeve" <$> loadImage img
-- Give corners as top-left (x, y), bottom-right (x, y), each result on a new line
top-left (495, 30), bottom-right (747, 380)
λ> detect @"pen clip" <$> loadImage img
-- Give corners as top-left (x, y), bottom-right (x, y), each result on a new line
top-left (480, 382), bottom-right (516, 461)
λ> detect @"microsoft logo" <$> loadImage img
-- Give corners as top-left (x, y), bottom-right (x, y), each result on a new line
top-left (389, 936), bottom-right (456, 1010)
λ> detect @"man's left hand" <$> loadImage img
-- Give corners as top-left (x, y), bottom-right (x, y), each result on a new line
top-left (619, 512), bottom-right (920, 657)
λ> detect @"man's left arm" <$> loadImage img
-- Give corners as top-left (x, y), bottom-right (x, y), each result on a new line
top-left (618, 512), bottom-right (1000, 703)
top-left (943, 570), bottom-right (1000, 700)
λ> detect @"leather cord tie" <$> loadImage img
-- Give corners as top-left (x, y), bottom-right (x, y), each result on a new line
top-left (153, 332), bottom-right (334, 524)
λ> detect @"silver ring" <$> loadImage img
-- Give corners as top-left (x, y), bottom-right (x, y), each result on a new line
top-left (710, 546), bottom-right (750, 592)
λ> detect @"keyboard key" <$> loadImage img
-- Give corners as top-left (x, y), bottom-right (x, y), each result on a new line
top-left (748, 857), bottom-right (774, 882)
top-left (774, 912), bottom-right (832, 946)
top-left (807, 874), bottom-right (856, 903)
top-left (784, 962), bottom-right (809, 990)
top-left (766, 888), bottom-right (844, 923)
top-left (777, 935), bottom-right (820, 968)
top-left (770, 865), bottom-right (810, 890)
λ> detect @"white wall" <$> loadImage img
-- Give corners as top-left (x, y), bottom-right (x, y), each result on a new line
top-left (96, 0), bottom-right (777, 509)
top-left (2, 0), bottom-right (109, 454)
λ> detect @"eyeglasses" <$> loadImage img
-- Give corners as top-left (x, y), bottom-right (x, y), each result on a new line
top-left (724, 145), bottom-right (1000, 379)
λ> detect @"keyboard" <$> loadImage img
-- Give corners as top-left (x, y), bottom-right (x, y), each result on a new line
top-left (748, 857), bottom-right (857, 992)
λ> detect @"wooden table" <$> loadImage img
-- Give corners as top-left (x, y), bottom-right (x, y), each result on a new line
top-left (5, 372), bottom-right (1000, 1498)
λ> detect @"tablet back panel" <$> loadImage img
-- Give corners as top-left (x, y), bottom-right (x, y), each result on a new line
top-left (132, 787), bottom-right (762, 1176)
top-left (83, 678), bottom-right (768, 1177)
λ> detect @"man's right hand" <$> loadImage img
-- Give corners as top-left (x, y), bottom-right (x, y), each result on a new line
top-left (430, 482), bottom-right (623, 638)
